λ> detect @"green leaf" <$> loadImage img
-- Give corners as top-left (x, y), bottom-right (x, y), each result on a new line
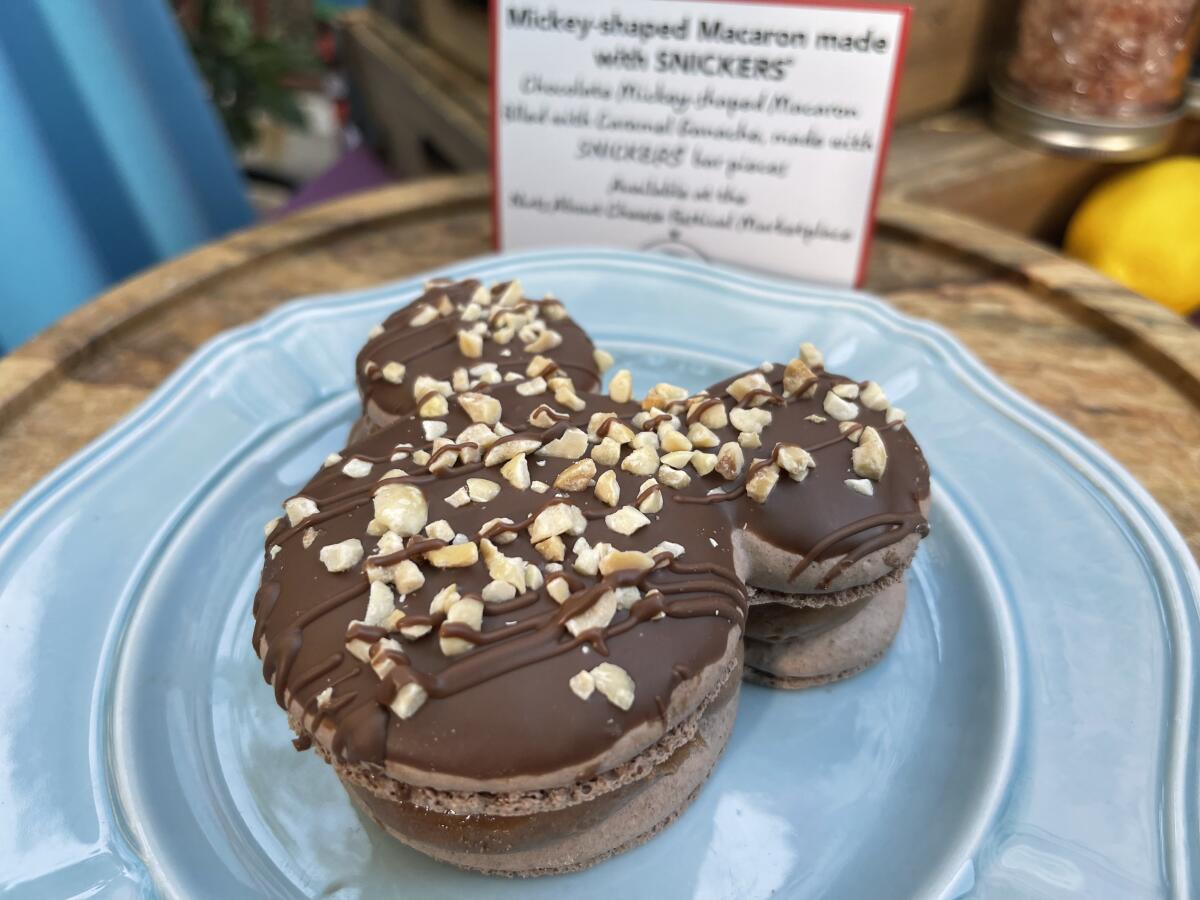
top-left (182, 0), bottom-right (320, 148)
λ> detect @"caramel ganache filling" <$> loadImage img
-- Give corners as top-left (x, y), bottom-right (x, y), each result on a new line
top-left (354, 278), bottom-right (605, 423)
top-left (255, 341), bottom-right (929, 781)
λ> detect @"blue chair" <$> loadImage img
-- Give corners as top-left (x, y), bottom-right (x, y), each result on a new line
top-left (0, 0), bottom-right (254, 352)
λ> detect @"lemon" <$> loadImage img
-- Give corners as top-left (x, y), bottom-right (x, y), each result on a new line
top-left (1064, 157), bottom-right (1200, 316)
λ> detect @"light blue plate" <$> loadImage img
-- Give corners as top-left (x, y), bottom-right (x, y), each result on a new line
top-left (1, 249), bottom-right (1197, 899)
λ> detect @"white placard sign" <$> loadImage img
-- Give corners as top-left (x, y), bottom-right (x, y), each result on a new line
top-left (492, 1), bottom-right (909, 286)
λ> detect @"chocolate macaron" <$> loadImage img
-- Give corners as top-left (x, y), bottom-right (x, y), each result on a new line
top-left (254, 320), bottom-right (934, 871)
top-left (722, 346), bottom-right (927, 688)
top-left (256, 377), bottom-right (746, 875)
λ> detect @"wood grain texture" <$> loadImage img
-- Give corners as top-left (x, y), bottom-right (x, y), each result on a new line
top-left (341, 9), bottom-right (489, 174)
top-left (885, 110), bottom-right (1200, 242)
top-left (1, 174), bottom-right (1197, 566)
top-left (411, 0), bottom-right (490, 83)
top-left (896, 0), bottom-right (1019, 122)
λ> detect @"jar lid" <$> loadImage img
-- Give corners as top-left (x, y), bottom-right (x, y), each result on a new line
top-left (990, 83), bottom-right (1181, 161)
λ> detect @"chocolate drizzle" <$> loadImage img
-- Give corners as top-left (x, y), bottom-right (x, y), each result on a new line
top-left (788, 513), bottom-right (931, 588)
top-left (674, 485), bottom-right (747, 505)
top-left (501, 357), bottom-right (600, 382)
top-left (641, 413), bottom-right (673, 431)
top-left (686, 397), bottom-right (723, 424)
top-left (481, 591), bottom-right (540, 616)
top-left (373, 536), bottom-right (447, 567)
top-left (530, 404), bottom-right (570, 425)
top-left (595, 414), bottom-right (621, 438)
top-left (635, 483), bottom-right (663, 507)
top-left (736, 389), bottom-right (785, 409)
top-left (292, 653), bottom-right (343, 693)
top-left (428, 441), bottom-right (478, 466)
top-left (389, 555), bottom-right (744, 705)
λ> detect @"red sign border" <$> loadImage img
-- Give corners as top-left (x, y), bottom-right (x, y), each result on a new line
top-left (490, 0), bottom-right (912, 289)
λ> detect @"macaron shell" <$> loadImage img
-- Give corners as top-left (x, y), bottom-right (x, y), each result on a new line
top-left (336, 658), bottom-right (741, 876)
top-left (744, 552), bottom-right (911, 609)
top-left (743, 582), bottom-right (906, 687)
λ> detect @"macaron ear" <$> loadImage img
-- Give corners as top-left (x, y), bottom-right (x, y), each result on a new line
top-left (353, 278), bottom-right (604, 429)
top-left (676, 356), bottom-right (928, 599)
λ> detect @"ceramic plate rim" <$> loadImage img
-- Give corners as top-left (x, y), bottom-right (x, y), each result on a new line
top-left (1, 247), bottom-right (1197, 897)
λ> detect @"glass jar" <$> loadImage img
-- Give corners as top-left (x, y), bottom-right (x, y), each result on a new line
top-left (992, 0), bottom-right (1200, 159)
top-left (1187, 49), bottom-right (1200, 114)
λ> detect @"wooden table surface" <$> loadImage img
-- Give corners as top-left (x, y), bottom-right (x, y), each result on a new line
top-left (2, 172), bottom-right (1198, 565)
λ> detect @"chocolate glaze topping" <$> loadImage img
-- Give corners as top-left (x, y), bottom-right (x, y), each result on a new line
top-left (693, 370), bottom-right (929, 588)
top-left (258, 383), bottom-right (746, 779)
top-left (254, 361), bottom-right (928, 782)
top-left (354, 278), bottom-right (602, 422)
